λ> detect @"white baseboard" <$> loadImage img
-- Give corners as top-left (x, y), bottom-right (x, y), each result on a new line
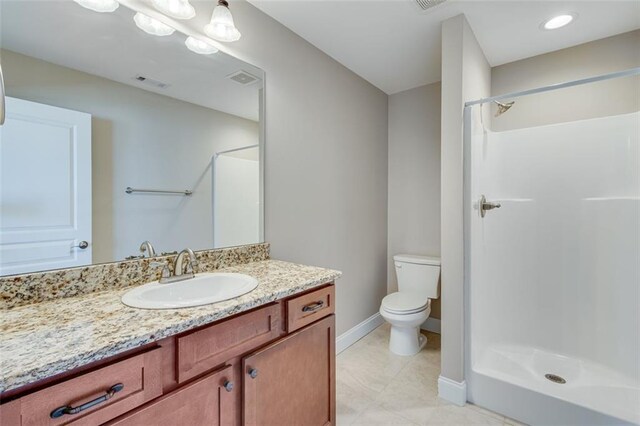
top-left (438, 375), bottom-right (467, 406)
top-left (421, 317), bottom-right (441, 334)
top-left (336, 312), bottom-right (384, 354)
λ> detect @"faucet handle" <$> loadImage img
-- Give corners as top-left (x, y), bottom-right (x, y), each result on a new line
top-left (150, 261), bottom-right (171, 279)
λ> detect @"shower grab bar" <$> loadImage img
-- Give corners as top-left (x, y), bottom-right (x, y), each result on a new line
top-left (125, 187), bottom-right (192, 196)
top-left (465, 67), bottom-right (640, 107)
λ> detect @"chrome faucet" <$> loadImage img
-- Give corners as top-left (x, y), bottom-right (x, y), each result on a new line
top-left (139, 240), bottom-right (156, 257)
top-left (174, 248), bottom-right (198, 278)
top-left (152, 248), bottom-right (198, 284)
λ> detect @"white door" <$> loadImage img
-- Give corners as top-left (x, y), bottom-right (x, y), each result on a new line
top-left (0, 97), bottom-right (92, 275)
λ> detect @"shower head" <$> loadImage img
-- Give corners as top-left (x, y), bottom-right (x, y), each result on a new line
top-left (494, 100), bottom-right (515, 117)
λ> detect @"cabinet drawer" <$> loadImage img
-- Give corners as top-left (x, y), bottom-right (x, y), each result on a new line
top-left (5, 347), bottom-right (162, 426)
top-left (106, 365), bottom-right (236, 426)
top-left (177, 304), bottom-right (280, 383)
top-left (287, 284), bottom-right (335, 332)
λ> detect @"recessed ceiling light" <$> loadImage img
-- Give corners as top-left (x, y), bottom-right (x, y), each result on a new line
top-left (151, 0), bottom-right (195, 20)
top-left (73, 0), bottom-right (119, 13)
top-left (185, 37), bottom-right (219, 55)
top-left (541, 14), bottom-right (576, 30)
top-left (133, 12), bottom-right (176, 36)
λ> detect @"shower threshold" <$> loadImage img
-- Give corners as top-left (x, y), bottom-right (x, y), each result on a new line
top-left (473, 345), bottom-right (640, 424)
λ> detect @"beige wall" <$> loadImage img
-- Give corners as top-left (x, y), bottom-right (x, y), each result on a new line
top-left (200, 1), bottom-right (390, 336)
top-left (491, 30), bottom-right (640, 131)
top-left (387, 82), bottom-right (441, 319)
top-left (440, 15), bottom-right (491, 385)
top-left (2, 49), bottom-right (259, 264)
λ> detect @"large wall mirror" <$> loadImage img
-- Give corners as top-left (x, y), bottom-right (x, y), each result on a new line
top-left (0, 1), bottom-right (265, 276)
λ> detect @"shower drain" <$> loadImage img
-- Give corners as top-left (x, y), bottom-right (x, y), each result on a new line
top-left (545, 373), bottom-right (566, 384)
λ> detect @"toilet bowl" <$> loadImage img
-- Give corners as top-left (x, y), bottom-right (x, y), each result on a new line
top-left (380, 254), bottom-right (440, 356)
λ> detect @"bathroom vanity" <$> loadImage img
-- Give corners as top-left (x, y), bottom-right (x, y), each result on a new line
top-left (0, 257), bottom-right (340, 426)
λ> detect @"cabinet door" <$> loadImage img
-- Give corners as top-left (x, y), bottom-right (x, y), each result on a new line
top-left (107, 365), bottom-right (238, 426)
top-left (243, 315), bottom-right (335, 426)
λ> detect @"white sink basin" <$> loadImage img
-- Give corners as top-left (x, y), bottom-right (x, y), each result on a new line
top-left (121, 273), bottom-right (259, 309)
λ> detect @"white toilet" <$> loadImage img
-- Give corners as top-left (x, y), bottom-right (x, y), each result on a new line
top-left (380, 254), bottom-right (441, 356)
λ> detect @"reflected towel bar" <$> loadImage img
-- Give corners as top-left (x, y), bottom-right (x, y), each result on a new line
top-left (125, 187), bottom-right (192, 196)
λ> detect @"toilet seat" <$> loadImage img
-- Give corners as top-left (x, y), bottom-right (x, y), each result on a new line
top-left (381, 292), bottom-right (430, 315)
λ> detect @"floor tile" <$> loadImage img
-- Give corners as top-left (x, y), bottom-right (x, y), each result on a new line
top-left (337, 324), bottom-right (510, 426)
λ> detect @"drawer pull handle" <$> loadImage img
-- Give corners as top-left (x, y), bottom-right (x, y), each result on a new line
top-left (224, 380), bottom-right (234, 392)
top-left (50, 383), bottom-right (124, 419)
top-left (302, 301), bottom-right (324, 313)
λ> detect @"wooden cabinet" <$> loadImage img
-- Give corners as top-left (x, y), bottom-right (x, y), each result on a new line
top-left (243, 315), bottom-right (335, 426)
top-left (177, 303), bottom-right (281, 384)
top-left (0, 348), bottom-right (162, 426)
top-left (286, 285), bottom-right (335, 332)
top-left (106, 365), bottom-right (237, 426)
top-left (1, 284), bottom-right (335, 426)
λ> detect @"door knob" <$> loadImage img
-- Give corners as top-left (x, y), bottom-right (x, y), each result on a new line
top-left (72, 241), bottom-right (89, 249)
top-left (248, 368), bottom-right (258, 379)
top-left (223, 380), bottom-right (234, 392)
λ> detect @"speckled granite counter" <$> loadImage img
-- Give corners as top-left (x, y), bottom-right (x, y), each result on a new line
top-left (0, 260), bottom-right (341, 393)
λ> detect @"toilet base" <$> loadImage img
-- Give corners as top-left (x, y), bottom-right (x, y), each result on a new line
top-left (389, 325), bottom-right (427, 356)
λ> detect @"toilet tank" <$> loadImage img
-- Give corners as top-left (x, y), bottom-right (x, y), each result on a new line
top-left (394, 254), bottom-right (441, 299)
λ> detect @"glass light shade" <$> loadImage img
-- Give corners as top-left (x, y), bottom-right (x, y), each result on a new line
top-left (133, 12), bottom-right (176, 36)
top-left (204, 2), bottom-right (241, 42)
top-left (73, 0), bottom-right (119, 13)
top-left (185, 37), bottom-right (219, 55)
top-left (542, 14), bottom-right (575, 30)
top-left (151, 0), bottom-right (195, 20)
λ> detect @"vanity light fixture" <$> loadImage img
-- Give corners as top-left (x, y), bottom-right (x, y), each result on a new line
top-left (541, 13), bottom-right (576, 30)
top-left (133, 12), bottom-right (176, 36)
top-left (204, 0), bottom-right (241, 43)
top-left (185, 36), bottom-right (219, 55)
top-left (151, 0), bottom-right (195, 20)
top-left (73, 0), bottom-right (119, 13)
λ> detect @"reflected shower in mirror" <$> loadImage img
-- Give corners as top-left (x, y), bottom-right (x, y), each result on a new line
top-left (0, 0), bottom-right (264, 276)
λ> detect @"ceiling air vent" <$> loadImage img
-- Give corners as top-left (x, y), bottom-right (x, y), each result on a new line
top-left (133, 75), bottom-right (170, 89)
top-left (226, 70), bottom-right (260, 86)
top-left (414, 0), bottom-right (447, 12)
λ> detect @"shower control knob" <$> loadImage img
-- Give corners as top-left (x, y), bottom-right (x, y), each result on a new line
top-left (479, 195), bottom-right (501, 218)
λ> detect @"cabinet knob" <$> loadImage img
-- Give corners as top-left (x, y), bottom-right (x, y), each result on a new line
top-left (223, 380), bottom-right (234, 392)
top-left (248, 368), bottom-right (258, 379)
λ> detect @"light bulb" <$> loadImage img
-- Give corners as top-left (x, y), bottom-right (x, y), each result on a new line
top-left (185, 37), bottom-right (219, 55)
top-left (73, 0), bottom-right (119, 13)
top-left (133, 12), bottom-right (176, 36)
top-left (204, 0), bottom-right (241, 43)
top-left (151, 0), bottom-right (195, 20)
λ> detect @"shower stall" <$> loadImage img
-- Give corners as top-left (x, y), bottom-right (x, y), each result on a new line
top-left (464, 69), bottom-right (639, 425)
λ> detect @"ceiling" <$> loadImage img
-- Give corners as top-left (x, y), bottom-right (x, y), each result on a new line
top-left (247, 0), bottom-right (640, 94)
top-left (1, 0), bottom-right (263, 121)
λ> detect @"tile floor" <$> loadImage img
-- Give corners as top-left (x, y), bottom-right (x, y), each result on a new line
top-left (336, 324), bottom-right (525, 425)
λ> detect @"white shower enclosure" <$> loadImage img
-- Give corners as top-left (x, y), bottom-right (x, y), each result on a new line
top-left (464, 71), bottom-right (639, 425)
top-left (213, 145), bottom-right (261, 248)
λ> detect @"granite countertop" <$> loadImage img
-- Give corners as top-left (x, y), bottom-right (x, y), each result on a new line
top-left (0, 260), bottom-right (341, 393)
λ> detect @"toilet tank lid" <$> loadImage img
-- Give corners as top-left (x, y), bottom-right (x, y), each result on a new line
top-left (394, 254), bottom-right (441, 266)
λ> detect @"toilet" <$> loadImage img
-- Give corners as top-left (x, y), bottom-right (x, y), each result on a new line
top-left (380, 254), bottom-right (441, 356)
